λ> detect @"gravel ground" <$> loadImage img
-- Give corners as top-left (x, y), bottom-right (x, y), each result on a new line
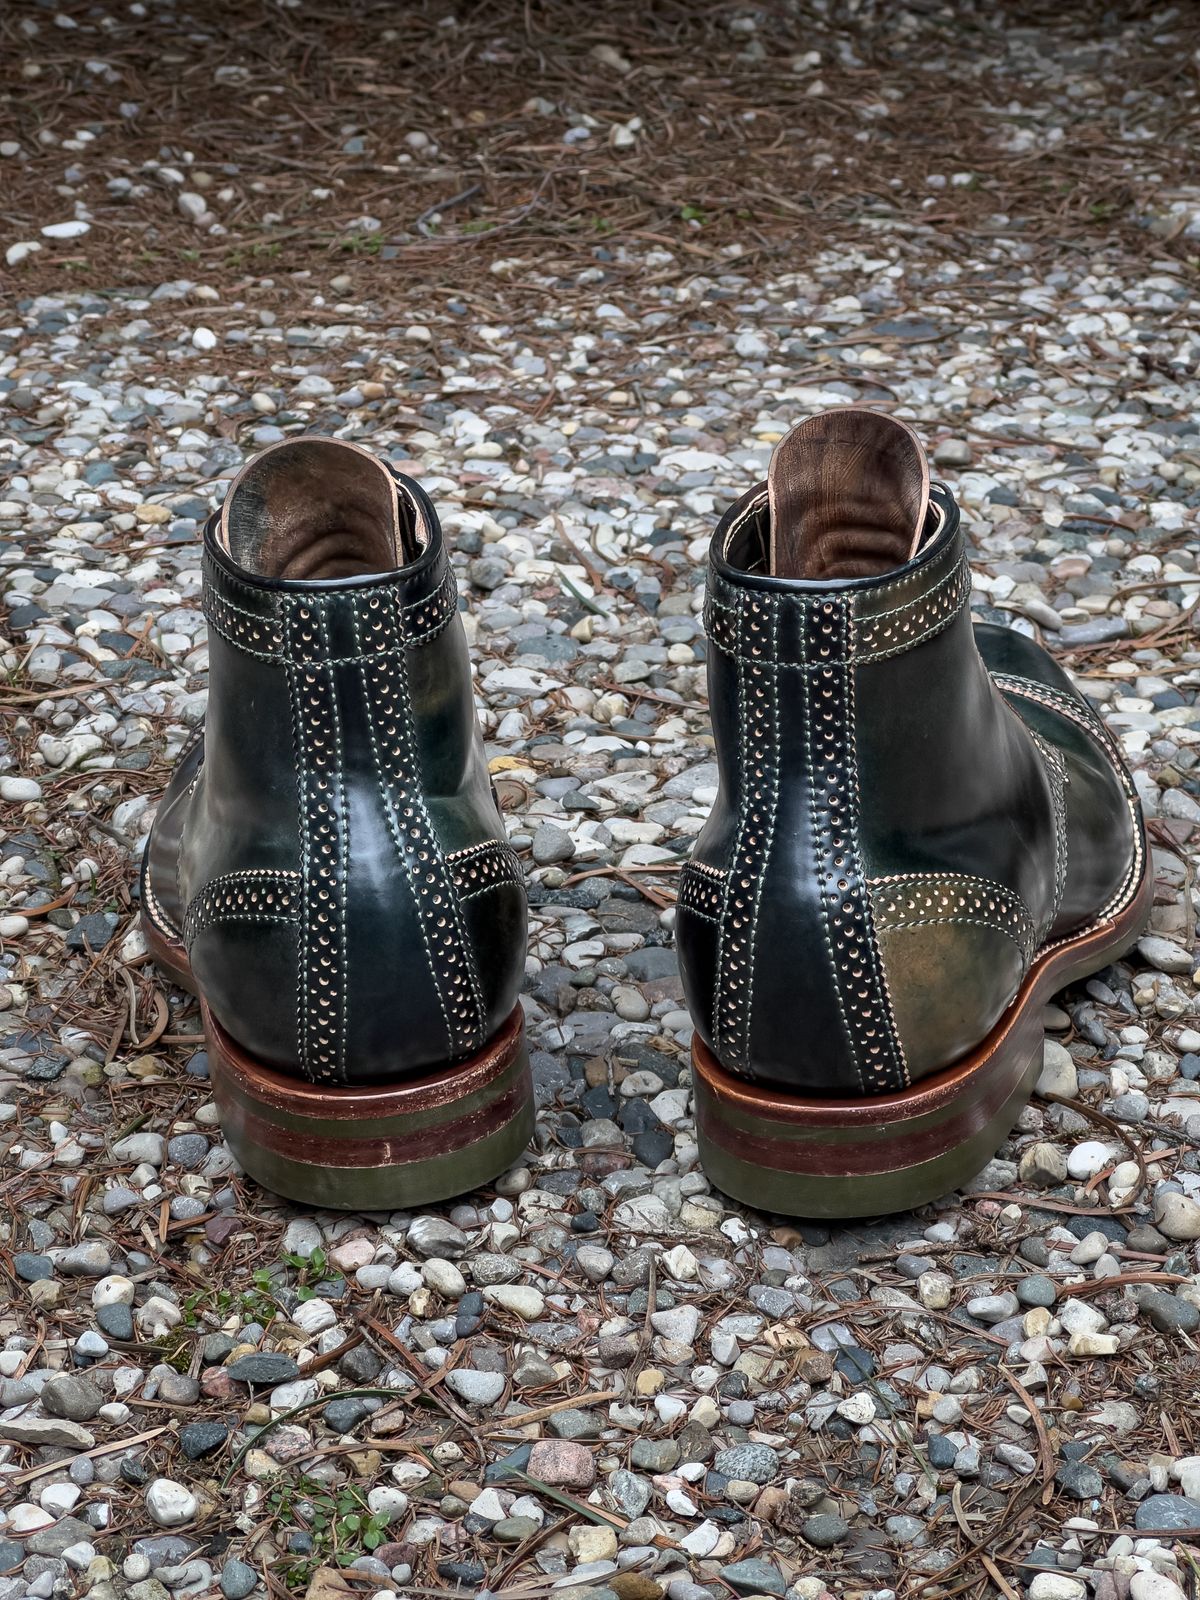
top-left (3, 5), bottom-right (1200, 1600)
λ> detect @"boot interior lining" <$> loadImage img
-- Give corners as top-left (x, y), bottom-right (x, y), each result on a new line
top-left (218, 440), bottom-right (427, 581)
top-left (723, 493), bottom-right (945, 579)
top-left (766, 409), bottom-right (931, 581)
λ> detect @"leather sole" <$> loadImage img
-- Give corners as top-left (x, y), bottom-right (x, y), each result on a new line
top-left (691, 853), bottom-right (1154, 1220)
top-left (142, 918), bottom-right (534, 1211)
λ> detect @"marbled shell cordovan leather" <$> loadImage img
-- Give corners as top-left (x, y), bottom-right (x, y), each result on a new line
top-left (141, 468), bottom-right (526, 1086)
top-left (678, 482), bottom-right (1144, 1095)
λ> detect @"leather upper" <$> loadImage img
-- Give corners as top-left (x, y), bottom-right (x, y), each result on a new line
top-left (677, 480), bottom-right (1144, 1096)
top-left (142, 455), bottom-right (526, 1086)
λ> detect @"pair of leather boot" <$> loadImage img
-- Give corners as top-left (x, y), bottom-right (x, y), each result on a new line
top-left (143, 411), bottom-right (1149, 1217)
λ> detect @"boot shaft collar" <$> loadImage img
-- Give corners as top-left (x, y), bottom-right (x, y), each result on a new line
top-left (201, 460), bottom-right (458, 667)
top-left (706, 480), bottom-right (969, 667)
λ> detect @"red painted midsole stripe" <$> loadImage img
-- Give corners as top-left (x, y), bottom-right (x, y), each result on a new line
top-left (694, 1059), bottom-right (1026, 1177)
top-left (215, 1078), bottom-right (531, 1168)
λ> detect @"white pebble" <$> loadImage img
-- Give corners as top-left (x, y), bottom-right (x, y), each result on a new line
top-left (1066, 1140), bottom-right (1115, 1180)
top-left (1030, 1576), bottom-right (1086, 1600)
top-left (1037, 1040), bottom-right (1078, 1099)
top-left (291, 1297), bottom-right (338, 1335)
top-left (0, 776), bottom-right (42, 801)
top-left (1154, 1191), bottom-right (1200, 1240)
top-left (1130, 1573), bottom-right (1188, 1600)
top-left (144, 1478), bottom-right (198, 1527)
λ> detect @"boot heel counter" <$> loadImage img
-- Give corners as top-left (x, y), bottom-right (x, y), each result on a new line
top-left (181, 861), bottom-right (304, 1070)
top-left (869, 875), bottom-right (1034, 1080)
top-left (676, 861), bottom-right (725, 1054)
top-left (449, 842), bottom-right (527, 1029)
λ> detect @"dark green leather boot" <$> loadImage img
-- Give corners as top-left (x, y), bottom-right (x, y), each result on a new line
top-left (141, 439), bottom-right (531, 1210)
top-left (678, 409), bottom-right (1149, 1218)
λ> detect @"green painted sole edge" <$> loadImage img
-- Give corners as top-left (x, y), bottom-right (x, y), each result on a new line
top-left (220, 1079), bottom-right (536, 1212)
top-left (696, 1045), bottom-right (1041, 1219)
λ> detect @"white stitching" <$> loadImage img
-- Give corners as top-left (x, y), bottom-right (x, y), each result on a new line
top-left (329, 603), bottom-right (350, 1085)
top-left (801, 606), bottom-right (863, 1091)
top-left (284, 640), bottom-right (309, 1075)
top-left (845, 608), bottom-right (910, 1089)
top-left (712, 590), bottom-right (778, 1068)
top-left (286, 597), bottom-right (346, 1084)
top-left (144, 855), bottom-right (184, 941)
top-left (390, 590), bottom-right (488, 1047)
top-left (447, 840), bottom-right (523, 897)
top-left (712, 600), bottom-right (748, 1060)
top-left (353, 597), bottom-right (456, 1055)
top-left (854, 556), bottom-right (971, 663)
top-left (185, 870), bottom-right (302, 943)
top-left (687, 860), bottom-right (727, 883)
top-left (868, 871), bottom-right (1036, 961)
top-left (743, 594), bottom-right (781, 1070)
top-left (705, 549), bottom-right (970, 669)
